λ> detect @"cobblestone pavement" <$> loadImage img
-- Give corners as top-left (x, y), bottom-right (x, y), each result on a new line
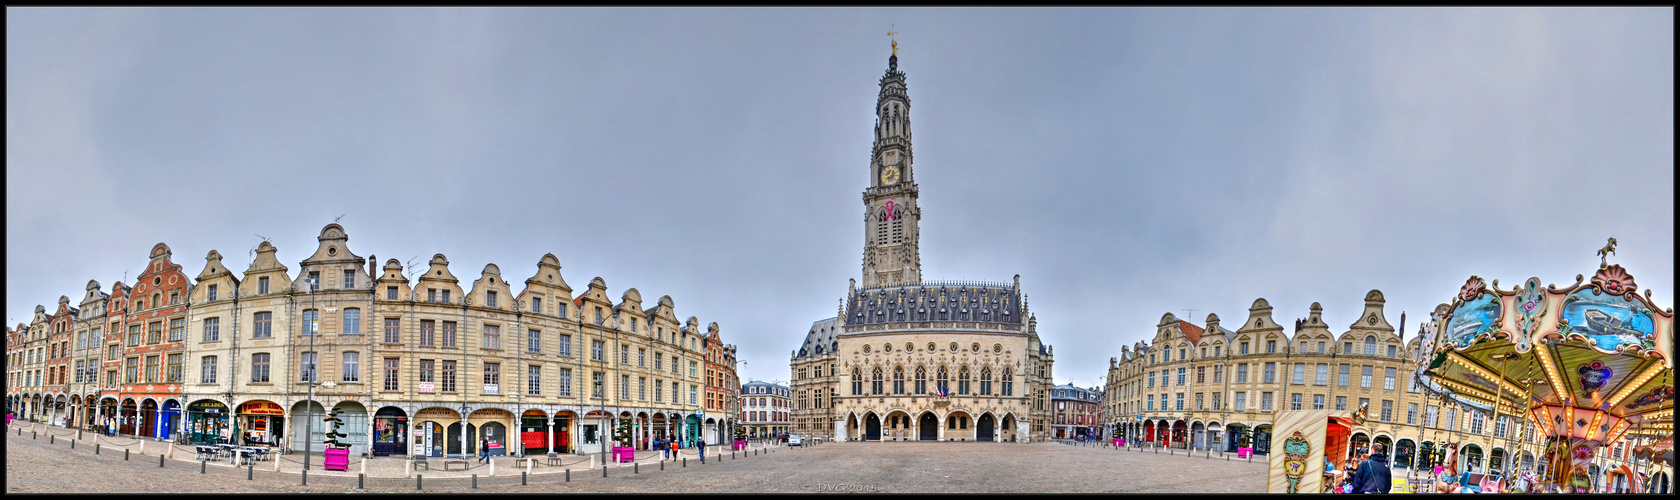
top-left (7, 423), bottom-right (1264, 493)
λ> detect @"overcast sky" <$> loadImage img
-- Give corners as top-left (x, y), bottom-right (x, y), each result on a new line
top-left (7, 7), bottom-right (1673, 388)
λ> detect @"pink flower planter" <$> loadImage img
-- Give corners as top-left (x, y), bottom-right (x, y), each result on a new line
top-left (1238, 447), bottom-right (1254, 459)
top-left (733, 440), bottom-right (747, 451)
top-left (612, 446), bottom-right (635, 463)
top-left (323, 447), bottom-right (350, 471)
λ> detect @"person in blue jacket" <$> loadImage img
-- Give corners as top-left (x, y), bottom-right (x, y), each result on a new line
top-left (1351, 442), bottom-right (1393, 493)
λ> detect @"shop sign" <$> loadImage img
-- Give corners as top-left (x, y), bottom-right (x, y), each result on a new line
top-left (484, 384), bottom-right (499, 395)
top-left (415, 408), bottom-right (457, 419)
top-left (189, 400), bottom-right (228, 411)
top-left (418, 381), bottom-right (434, 393)
top-left (238, 401), bottom-right (285, 415)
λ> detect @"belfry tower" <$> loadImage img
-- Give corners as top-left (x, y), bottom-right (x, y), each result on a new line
top-left (861, 49), bottom-right (922, 287)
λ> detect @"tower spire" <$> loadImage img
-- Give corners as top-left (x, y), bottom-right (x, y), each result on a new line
top-left (861, 46), bottom-right (920, 288)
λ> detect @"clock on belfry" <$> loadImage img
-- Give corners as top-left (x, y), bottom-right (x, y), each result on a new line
top-left (880, 164), bottom-right (900, 185)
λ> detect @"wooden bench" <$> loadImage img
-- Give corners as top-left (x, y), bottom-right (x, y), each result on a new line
top-left (411, 458), bottom-right (430, 471)
top-left (444, 460), bottom-right (469, 471)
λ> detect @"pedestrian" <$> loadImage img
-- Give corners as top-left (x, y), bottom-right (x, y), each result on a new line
top-left (697, 437), bottom-right (706, 462)
top-left (1351, 442), bottom-right (1393, 493)
top-left (479, 436), bottom-right (490, 463)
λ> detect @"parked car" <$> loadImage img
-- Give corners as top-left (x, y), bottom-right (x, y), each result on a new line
top-left (788, 435), bottom-right (803, 447)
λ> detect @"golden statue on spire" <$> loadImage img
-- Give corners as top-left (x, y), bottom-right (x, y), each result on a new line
top-left (888, 25), bottom-right (900, 56)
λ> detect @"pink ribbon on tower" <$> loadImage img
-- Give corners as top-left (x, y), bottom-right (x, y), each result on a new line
top-left (885, 201), bottom-right (894, 220)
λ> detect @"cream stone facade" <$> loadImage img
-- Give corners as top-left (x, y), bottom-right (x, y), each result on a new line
top-left (10, 221), bottom-right (732, 462)
top-left (1104, 291), bottom-right (1619, 481)
top-left (788, 51), bottom-right (1055, 445)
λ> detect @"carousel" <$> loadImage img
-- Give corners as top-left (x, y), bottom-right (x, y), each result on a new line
top-left (1420, 240), bottom-right (1673, 493)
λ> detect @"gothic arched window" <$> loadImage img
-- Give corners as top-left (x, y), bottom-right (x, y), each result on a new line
top-left (1001, 367), bottom-right (1014, 396)
top-left (958, 365), bottom-right (971, 395)
top-left (876, 210), bottom-right (888, 243)
top-left (914, 365), bottom-right (927, 394)
top-left (980, 366), bottom-right (993, 395)
top-left (851, 367), bottom-right (863, 395)
top-left (936, 365), bottom-right (950, 395)
top-left (871, 367), bottom-right (884, 395)
top-left (891, 210), bottom-right (904, 244)
top-left (892, 365), bottom-right (905, 395)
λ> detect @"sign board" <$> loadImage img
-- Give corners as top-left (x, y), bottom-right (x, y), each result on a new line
top-left (484, 384), bottom-right (499, 395)
top-left (418, 381), bottom-right (434, 393)
top-left (237, 400), bottom-right (284, 415)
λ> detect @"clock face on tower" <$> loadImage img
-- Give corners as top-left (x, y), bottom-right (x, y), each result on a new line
top-left (880, 164), bottom-right (900, 185)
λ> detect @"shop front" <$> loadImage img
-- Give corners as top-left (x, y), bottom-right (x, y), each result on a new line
top-left (160, 400), bottom-right (181, 440)
top-left (330, 401), bottom-right (370, 456)
top-left (411, 407), bottom-right (459, 458)
top-left (372, 407), bottom-right (407, 457)
top-left (186, 399), bottom-right (229, 444)
top-left (138, 400), bottom-right (158, 438)
top-left (289, 401), bottom-right (326, 453)
top-left (469, 408), bottom-right (512, 457)
top-left (551, 412), bottom-right (573, 453)
top-left (520, 410), bottom-right (549, 456)
top-left (236, 400), bottom-right (286, 447)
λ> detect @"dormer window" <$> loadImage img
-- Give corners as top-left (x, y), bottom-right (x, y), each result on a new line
top-left (308, 272), bottom-right (320, 292)
top-left (207, 285), bottom-right (218, 302)
top-left (427, 289), bottom-right (437, 303)
top-left (486, 291), bottom-right (498, 308)
top-left (343, 270), bottom-right (354, 289)
top-left (258, 277), bottom-right (270, 295)
top-left (532, 297), bottom-right (542, 313)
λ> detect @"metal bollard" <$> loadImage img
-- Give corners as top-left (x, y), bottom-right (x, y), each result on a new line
top-left (417, 475), bottom-right (423, 490)
top-left (51, 435), bottom-right (55, 444)
top-left (302, 470), bottom-right (307, 486)
top-left (160, 454), bottom-right (165, 467)
top-left (603, 463), bottom-right (607, 477)
top-left (71, 439), bottom-right (76, 449)
top-left (202, 459), bottom-right (208, 474)
top-left (472, 474), bottom-right (477, 489)
top-left (97, 443), bottom-right (101, 454)
top-left (34, 431), bottom-right (38, 439)
top-left (522, 471), bottom-right (527, 485)
top-left (565, 468), bottom-right (570, 482)
top-left (683, 457), bottom-right (687, 467)
top-left (635, 462), bottom-right (639, 474)
top-left (126, 448), bottom-right (130, 460)
top-left (358, 473), bottom-right (365, 489)
top-left (661, 459), bottom-right (664, 470)
top-left (249, 464), bottom-right (254, 480)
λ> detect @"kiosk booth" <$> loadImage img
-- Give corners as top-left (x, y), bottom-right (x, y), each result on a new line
top-left (1265, 409), bottom-right (1356, 494)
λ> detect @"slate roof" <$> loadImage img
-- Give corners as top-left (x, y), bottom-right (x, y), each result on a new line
top-left (843, 280), bottom-right (1021, 327)
top-left (793, 317), bottom-right (839, 359)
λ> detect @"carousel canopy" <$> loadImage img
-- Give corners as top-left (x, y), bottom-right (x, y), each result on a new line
top-left (1423, 250), bottom-right (1673, 447)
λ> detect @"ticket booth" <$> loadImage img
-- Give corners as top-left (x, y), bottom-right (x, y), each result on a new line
top-left (1265, 409), bottom-right (1355, 494)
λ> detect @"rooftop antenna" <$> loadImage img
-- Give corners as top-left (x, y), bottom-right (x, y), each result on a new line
top-left (334, 214), bottom-right (347, 224)
top-left (251, 233), bottom-right (272, 266)
top-left (404, 255), bottom-right (422, 281)
top-left (1182, 309), bottom-right (1198, 323)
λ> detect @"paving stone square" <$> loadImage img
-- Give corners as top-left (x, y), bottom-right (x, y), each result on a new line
top-left (7, 424), bottom-right (1265, 493)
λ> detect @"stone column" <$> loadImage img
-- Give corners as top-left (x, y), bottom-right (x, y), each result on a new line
top-left (937, 415), bottom-right (946, 441)
top-left (545, 414), bottom-right (554, 455)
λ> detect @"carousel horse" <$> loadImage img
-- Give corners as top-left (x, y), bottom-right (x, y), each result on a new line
top-left (1434, 442), bottom-right (1480, 494)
